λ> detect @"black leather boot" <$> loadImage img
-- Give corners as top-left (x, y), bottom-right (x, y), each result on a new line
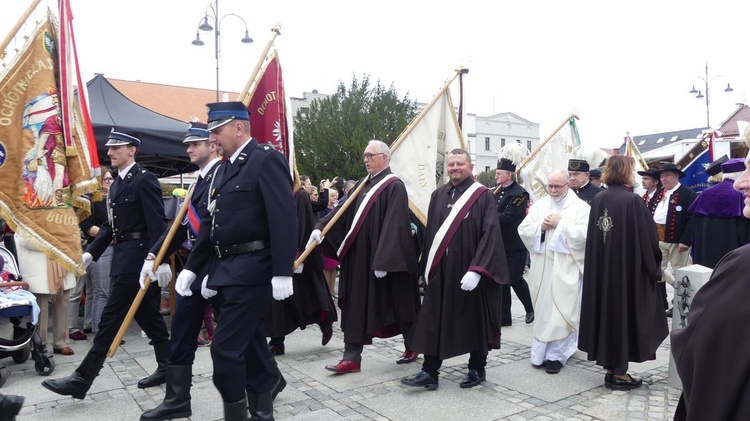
top-left (140, 365), bottom-right (192, 420)
top-left (138, 341), bottom-right (171, 388)
top-left (41, 351), bottom-right (106, 399)
top-left (224, 398), bottom-right (250, 421)
top-left (0, 393), bottom-right (24, 421)
top-left (248, 391), bottom-right (274, 421)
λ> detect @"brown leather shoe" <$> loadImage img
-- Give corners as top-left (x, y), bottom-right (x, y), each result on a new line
top-left (53, 346), bottom-right (75, 356)
top-left (396, 349), bottom-right (419, 364)
top-left (324, 360), bottom-right (360, 374)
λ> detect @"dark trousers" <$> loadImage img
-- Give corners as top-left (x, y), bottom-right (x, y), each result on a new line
top-left (422, 352), bottom-right (487, 379)
top-left (658, 282), bottom-right (669, 309)
top-left (501, 278), bottom-right (533, 323)
top-left (169, 290), bottom-right (212, 365)
top-left (211, 284), bottom-right (274, 402)
top-left (343, 342), bottom-right (364, 363)
top-left (604, 364), bottom-right (628, 375)
top-left (91, 274), bottom-right (169, 355)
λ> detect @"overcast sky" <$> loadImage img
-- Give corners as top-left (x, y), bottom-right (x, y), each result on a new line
top-left (3, 0), bottom-right (750, 149)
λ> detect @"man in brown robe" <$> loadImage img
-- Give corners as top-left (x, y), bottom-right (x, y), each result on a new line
top-left (579, 155), bottom-right (667, 390)
top-left (401, 149), bottom-right (508, 390)
top-left (265, 183), bottom-right (337, 355)
top-left (671, 148), bottom-right (750, 420)
top-left (310, 140), bottom-right (421, 374)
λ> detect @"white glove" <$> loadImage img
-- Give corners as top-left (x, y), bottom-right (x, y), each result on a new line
top-left (293, 263), bottom-right (304, 274)
top-left (272, 276), bottom-right (294, 300)
top-left (139, 260), bottom-right (155, 290)
top-left (460, 271), bottom-right (481, 291)
top-left (175, 269), bottom-right (197, 297)
top-left (306, 229), bottom-right (324, 248)
top-left (154, 263), bottom-right (172, 288)
top-left (374, 270), bottom-right (387, 278)
top-left (82, 252), bottom-right (93, 269)
top-left (201, 275), bottom-right (217, 299)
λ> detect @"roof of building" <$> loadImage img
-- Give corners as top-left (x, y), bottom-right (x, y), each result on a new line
top-left (107, 77), bottom-right (240, 122)
top-left (717, 104), bottom-right (750, 137)
top-left (617, 128), bottom-right (706, 154)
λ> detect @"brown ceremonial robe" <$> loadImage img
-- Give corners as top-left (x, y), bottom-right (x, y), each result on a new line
top-left (264, 187), bottom-right (337, 337)
top-left (408, 177), bottom-right (509, 360)
top-left (579, 185), bottom-right (667, 370)
top-left (315, 167), bottom-right (420, 344)
top-left (671, 244), bottom-right (750, 421)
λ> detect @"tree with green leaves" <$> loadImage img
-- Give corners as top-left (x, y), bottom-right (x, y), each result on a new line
top-left (476, 170), bottom-right (496, 188)
top-left (294, 74), bottom-right (417, 183)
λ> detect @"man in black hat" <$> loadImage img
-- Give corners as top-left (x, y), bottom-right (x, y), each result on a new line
top-left (140, 122), bottom-right (223, 420)
top-left (568, 159), bottom-right (604, 205)
top-left (174, 102), bottom-right (296, 420)
top-left (43, 127), bottom-right (171, 399)
top-left (588, 168), bottom-right (604, 188)
top-left (637, 168), bottom-right (662, 215)
top-left (653, 163), bottom-right (697, 316)
top-left (687, 158), bottom-right (750, 269)
top-left (494, 158), bottom-right (534, 326)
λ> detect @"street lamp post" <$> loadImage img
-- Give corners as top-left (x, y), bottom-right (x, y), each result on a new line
top-left (192, 0), bottom-right (253, 102)
top-left (688, 63), bottom-right (733, 128)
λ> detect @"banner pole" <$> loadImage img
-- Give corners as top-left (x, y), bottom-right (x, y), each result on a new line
top-left (517, 114), bottom-right (573, 173)
top-left (0, 0), bottom-right (41, 57)
top-left (237, 25), bottom-right (281, 104)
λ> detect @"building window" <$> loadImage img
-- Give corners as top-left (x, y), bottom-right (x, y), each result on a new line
top-left (516, 139), bottom-right (521, 143)
top-left (485, 137), bottom-right (490, 150)
top-left (501, 138), bottom-right (506, 147)
top-left (656, 137), bottom-right (665, 144)
top-left (485, 166), bottom-right (490, 173)
top-left (527, 140), bottom-right (532, 151)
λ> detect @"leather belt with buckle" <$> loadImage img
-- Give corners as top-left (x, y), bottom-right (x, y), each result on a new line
top-left (113, 231), bottom-right (148, 244)
top-left (655, 223), bottom-right (666, 242)
top-left (214, 240), bottom-right (269, 258)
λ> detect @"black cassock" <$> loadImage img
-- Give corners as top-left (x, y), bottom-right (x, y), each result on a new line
top-left (579, 185), bottom-right (667, 370)
top-left (671, 244), bottom-right (750, 421)
top-left (315, 168), bottom-right (420, 344)
top-left (264, 187), bottom-right (337, 337)
top-left (408, 178), bottom-right (508, 360)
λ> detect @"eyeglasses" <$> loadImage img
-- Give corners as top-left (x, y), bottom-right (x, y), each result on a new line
top-left (546, 184), bottom-right (566, 189)
top-left (103, 178), bottom-right (114, 183)
top-left (363, 153), bottom-right (385, 160)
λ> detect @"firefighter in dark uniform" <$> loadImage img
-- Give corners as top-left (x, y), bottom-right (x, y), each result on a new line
top-left (568, 158), bottom-right (604, 205)
top-left (494, 158), bottom-right (534, 326)
top-left (140, 123), bottom-right (222, 420)
top-left (174, 102), bottom-right (296, 421)
top-left (43, 127), bottom-right (170, 399)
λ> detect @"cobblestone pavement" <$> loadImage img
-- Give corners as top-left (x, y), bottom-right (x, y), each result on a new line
top-left (4, 294), bottom-right (680, 421)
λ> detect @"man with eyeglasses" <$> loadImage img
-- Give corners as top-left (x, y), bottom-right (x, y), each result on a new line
top-left (309, 140), bottom-right (421, 374)
top-left (518, 170), bottom-right (590, 375)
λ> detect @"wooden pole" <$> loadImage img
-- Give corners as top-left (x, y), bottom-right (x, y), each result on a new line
top-left (236, 25), bottom-right (281, 104)
top-left (0, 0), bottom-right (41, 58)
top-left (107, 187), bottom-right (194, 357)
top-left (517, 114), bottom-right (573, 173)
top-left (389, 67), bottom-right (463, 153)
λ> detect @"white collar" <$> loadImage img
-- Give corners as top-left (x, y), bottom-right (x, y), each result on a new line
top-left (118, 162), bottom-right (136, 179)
top-left (199, 157), bottom-right (222, 178)
top-left (665, 182), bottom-right (681, 195)
top-left (229, 138), bottom-right (253, 164)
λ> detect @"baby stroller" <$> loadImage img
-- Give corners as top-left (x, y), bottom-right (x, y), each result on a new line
top-left (0, 245), bottom-right (54, 387)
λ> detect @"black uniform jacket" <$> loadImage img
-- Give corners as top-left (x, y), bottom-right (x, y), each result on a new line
top-left (87, 163), bottom-right (167, 277)
top-left (185, 139), bottom-right (297, 287)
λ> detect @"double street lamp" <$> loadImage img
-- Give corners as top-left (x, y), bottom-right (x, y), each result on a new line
top-left (688, 63), bottom-right (733, 128)
top-left (192, 0), bottom-right (253, 101)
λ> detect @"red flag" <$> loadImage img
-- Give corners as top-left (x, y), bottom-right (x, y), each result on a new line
top-left (246, 50), bottom-right (293, 174)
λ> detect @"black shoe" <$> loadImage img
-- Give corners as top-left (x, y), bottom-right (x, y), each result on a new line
top-left (666, 308), bottom-right (673, 318)
top-left (545, 360), bottom-right (563, 374)
top-left (138, 341), bottom-right (170, 388)
top-left (140, 365), bottom-right (193, 420)
top-left (401, 370), bottom-right (438, 390)
top-left (605, 372), bottom-right (612, 387)
top-left (42, 351), bottom-right (107, 399)
top-left (0, 393), bottom-right (24, 419)
top-left (459, 369), bottom-right (486, 388)
top-left (320, 322), bottom-right (333, 346)
top-left (609, 374), bottom-right (643, 390)
top-left (268, 344), bottom-right (285, 356)
top-left (525, 311), bottom-right (534, 324)
top-left (271, 361), bottom-right (286, 400)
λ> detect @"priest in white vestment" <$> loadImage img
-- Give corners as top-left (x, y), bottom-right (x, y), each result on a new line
top-left (518, 170), bottom-right (590, 374)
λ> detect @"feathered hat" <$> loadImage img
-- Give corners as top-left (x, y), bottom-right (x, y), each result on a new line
top-left (497, 141), bottom-right (529, 172)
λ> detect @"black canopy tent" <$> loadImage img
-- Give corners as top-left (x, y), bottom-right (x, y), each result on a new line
top-left (84, 74), bottom-right (197, 177)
